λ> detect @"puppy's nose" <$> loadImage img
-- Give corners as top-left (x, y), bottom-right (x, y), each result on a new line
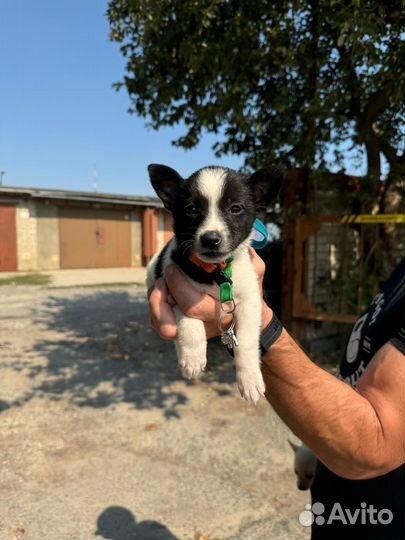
top-left (200, 231), bottom-right (222, 249)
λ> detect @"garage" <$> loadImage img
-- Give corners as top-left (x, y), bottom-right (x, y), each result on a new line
top-left (59, 206), bottom-right (131, 269)
top-left (0, 205), bottom-right (17, 271)
top-left (0, 186), bottom-right (164, 272)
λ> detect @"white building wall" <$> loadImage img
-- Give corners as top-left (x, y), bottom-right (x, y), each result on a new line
top-left (157, 210), bottom-right (165, 251)
top-left (16, 201), bottom-right (39, 271)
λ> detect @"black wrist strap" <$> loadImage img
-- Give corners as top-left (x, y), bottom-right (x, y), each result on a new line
top-left (259, 312), bottom-right (283, 356)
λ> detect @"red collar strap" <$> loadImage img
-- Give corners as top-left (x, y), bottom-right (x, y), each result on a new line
top-left (189, 253), bottom-right (234, 304)
top-left (189, 253), bottom-right (227, 273)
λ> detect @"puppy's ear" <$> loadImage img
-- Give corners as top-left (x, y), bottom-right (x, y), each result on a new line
top-left (148, 164), bottom-right (183, 211)
top-left (288, 439), bottom-right (299, 454)
top-left (248, 166), bottom-right (284, 208)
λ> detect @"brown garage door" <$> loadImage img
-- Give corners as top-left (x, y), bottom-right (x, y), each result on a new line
top-left (59, 207), bottom-right (131, 269)
top-left (0, 205), bottom-right (17, 272)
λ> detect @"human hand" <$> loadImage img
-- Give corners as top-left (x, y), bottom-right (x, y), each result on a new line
top-left (148, 248), bottom-right (273, 340)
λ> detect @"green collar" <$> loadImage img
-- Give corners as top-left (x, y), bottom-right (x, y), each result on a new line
top-left (218, 258), bottom-right (234, 304)
top-left (188, 253), bottom-right (234, 305)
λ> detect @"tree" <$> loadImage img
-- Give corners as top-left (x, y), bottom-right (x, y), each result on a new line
top-left (107, 0), bottom-right (405, 211)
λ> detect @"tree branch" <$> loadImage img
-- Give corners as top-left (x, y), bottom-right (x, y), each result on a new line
top-left (363, 88), bottom-right (390, 127)
top-left (375, 134), bottom-right (404, 175)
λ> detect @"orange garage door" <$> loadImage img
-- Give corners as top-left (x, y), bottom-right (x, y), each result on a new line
top-left (59, 207), bottom-right (131, 269)
top-left (0, 205), bottom-right (17, 272)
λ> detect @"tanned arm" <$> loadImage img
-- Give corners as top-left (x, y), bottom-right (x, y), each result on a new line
top-left (260, 307), bottom-right (405, 480)
top-left (149, 258), bottom-right (405, 481)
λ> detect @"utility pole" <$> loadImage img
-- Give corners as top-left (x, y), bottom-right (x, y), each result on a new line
top-left (0, 171), bottom-right (4, 186)
top-left (92, 164), bottom-right (98, 193)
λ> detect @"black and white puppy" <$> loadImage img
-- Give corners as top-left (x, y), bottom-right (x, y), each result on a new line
top-left (146, 164), bottom-right (283, 403)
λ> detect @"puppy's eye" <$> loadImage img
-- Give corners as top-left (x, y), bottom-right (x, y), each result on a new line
top-left (230, 204), bottom-right (244, 215)
top-left (185, 204), bottom-right (198, 216)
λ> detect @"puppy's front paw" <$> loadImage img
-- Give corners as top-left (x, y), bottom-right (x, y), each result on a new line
top-left (236, 368), bottom-right (265, 404)
top-left (177, 345), bottom-right (207, 379)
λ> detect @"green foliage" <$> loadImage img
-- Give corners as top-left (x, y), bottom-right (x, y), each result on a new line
top-left (107, 0), bottom-right (405, 200)
top-left (317, 262), bottom-right (381, 315)
top-left (0, 274), bottom-right (51, 286)
top-left (312, 222), bottom-right (404, 315)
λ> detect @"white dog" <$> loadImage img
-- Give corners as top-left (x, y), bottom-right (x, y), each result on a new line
top-left (289, 440), bottom-right (318, 491)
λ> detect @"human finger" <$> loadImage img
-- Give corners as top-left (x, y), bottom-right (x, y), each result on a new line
top-left (248, 247), bottom-right (266, 285)
top-left (165, 265), bottom-right (218, 322)
top-left (148, 278), bottom-right (177, 340)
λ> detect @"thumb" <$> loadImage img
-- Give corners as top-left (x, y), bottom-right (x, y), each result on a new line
top-left (165, 264), bottom-right (218, 321)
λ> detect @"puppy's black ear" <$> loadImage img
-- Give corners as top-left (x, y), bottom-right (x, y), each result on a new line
top-left (288, 439), bottom-right (299, 454)
top-left (248, 166), bottom-right (284, 208)
top-left (148, 164), bottom-right (183, 211)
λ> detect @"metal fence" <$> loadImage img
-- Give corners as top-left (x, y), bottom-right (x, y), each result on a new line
top-left (284, 215), bottom-right (405, 326)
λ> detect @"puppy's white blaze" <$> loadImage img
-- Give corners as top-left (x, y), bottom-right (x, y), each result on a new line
top-left (196, 168), bottom-right (229, 247)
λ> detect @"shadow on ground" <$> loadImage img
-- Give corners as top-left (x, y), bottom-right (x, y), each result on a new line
top-left (95, 506), bottom-right (179, 540)
top-left (2, 289), bottom-right (235, 418)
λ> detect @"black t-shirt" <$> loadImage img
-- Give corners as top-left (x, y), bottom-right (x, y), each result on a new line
top-left (311, 258), bottom-right (405, 540)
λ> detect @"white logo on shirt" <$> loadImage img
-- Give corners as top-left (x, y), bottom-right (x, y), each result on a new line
top-left (369, 293), bottom-right (385, 326)
top-left (346, 314), bottom-right (368, 364)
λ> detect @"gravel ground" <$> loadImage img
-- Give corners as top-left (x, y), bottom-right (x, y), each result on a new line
top-left (0, 284), bottom-right (310, 540)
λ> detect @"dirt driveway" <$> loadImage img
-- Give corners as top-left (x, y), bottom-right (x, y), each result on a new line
top-left (0, 283), bottom-right (309, 540)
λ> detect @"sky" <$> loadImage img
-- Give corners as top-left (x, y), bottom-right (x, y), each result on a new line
top-left (0, 0), bottom-right (244, 196)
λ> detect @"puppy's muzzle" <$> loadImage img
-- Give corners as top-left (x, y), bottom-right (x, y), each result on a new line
top-left (200, 230), bottom-right (222, 249)
top-left (297, 478), bottom-right (314, 491)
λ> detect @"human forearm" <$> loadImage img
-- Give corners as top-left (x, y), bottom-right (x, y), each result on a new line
top-left (150, 262), bottom-right (403, 479)
top-left (261, 310), bottom-right (391, 479)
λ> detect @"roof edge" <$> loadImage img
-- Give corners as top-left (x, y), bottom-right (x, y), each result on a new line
top-left (0, 186), bottom-right (163, 208)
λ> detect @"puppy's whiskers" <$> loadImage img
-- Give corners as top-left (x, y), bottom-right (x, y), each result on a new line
top-left (178, 239), bottom-right (194, 258)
